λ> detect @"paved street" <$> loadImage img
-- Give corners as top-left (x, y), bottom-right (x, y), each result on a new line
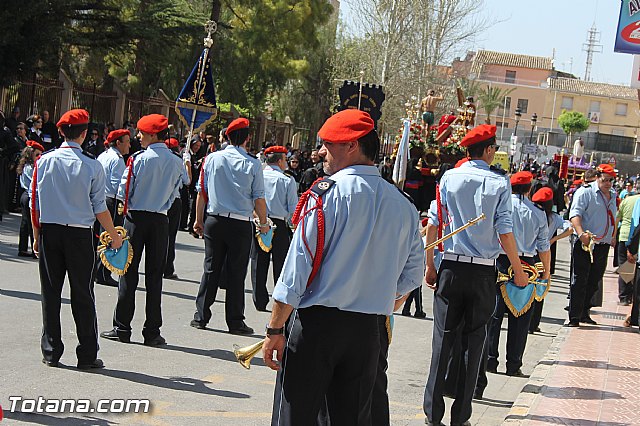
top-left (0, 212), bottom-right (571, 425)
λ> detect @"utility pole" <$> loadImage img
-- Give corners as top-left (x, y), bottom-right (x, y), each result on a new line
top-left (583, 23), bottom-right (602, 82)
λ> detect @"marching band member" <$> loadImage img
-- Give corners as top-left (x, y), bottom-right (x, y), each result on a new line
top-left (191, 117), bottom-right (268, 335)
top-left (31, 109), bottom-right (122, 369)
top-left (249, 145), bottom-right (298, 311)
top-left (164, 137), bottom-right (190, 279)
top-left (423, 124), bottom-right (527, 426)
top-left (94, 129), bottom-right (130, 286)
top-left (568, 164), bottom-right (617, 327)
top-left (478, 171), bottom-right (550, 397)
top-left (17, 140), bottom-right (43, 257)
top-left (263, 109), bottom-right (424, 425)
top-left (101, 114), bottom-right (184, 346)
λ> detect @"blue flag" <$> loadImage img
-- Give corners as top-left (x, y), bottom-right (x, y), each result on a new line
top-left (175, 48), bottom-right (218, 135)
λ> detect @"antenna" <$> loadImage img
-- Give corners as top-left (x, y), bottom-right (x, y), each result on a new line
top-left (583, 23), bottom-right (602, 81)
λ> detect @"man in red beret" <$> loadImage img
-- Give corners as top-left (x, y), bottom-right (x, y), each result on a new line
top-left (262, 109), bottom-right (424, 424)
top-left (423, 124), bottom-right (528, 425)
top-left (30, 109), bottom-right (123, 369)
top-left (100, 114), bottom-right (187, 346)
top-left (191, 117), bottom-right (269, 335)
top-left (567, 164), bottom-right (617, 326)
top-left (249, 144), bottom-right (299, 312)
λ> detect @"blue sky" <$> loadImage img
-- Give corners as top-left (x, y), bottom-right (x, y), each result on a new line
top-left (339, 0), bottom-right (634, 86)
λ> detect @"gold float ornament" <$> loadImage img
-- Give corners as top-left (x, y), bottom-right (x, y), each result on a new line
top-left (253, 218), bottom-right (276, 252)
top-left (97, 226), bottom-right (133, 276)
top-left (497, 261), bottom-right (546, 317)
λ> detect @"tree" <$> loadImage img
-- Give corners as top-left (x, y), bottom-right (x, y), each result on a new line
top-left (477, 85), bottom-right (515, 124)
top-left (558, 110), bottom-right (589, 146)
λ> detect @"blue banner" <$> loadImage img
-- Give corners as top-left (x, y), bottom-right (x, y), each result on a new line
top-left (175, 48), bottom-right (218, 135)
top-left (615, 0), bottom-right (640, 54)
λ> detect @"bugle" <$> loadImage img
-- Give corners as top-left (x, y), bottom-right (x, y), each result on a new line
top-left (425, 213), bottom-right (486, 251)
top-left (233, 340), bottom-right (264, 370)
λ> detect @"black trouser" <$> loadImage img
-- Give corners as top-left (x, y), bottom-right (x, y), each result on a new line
top-left (250, 218), bottom-right (291, 310)
top-left (568, 241), bottom-right (610, 322)
top-left (402, 286), bottom-right (424, 315)
top-left (443, 322), bottom-right (465, 397)
top-left (484, 255), bottom-right (535, 376)
top-left (271, 306), bottom-right (380, 426)
top-left (164, 197), bottom-right (182, 276)
top-left (39, 224), bottom-right (98, 364)
top-left (112, 211), bottom-right (168, 340)
top-left (423, 260), bottom-right (497, 425)
top-left (630, 266), bottom-right (640, 327)
top-left (617, 240), bottom-right (633, 303)
top-left (179, 186), bottom-right (190, 229)
top-left (188, 190), bottom-right (198, 230)
top-left (194, 215), bottom-right (252, 328)
top-left (95, 197), bottom-right (123, 282)
top-left (18, 191), bottom-right (33, 252)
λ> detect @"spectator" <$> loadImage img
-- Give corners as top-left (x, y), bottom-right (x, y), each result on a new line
top-left (620, 181), bottom-right (635, 200)
top-left (0, 110), bottom-right (18, 218)
top-left (27, 115), bottom-right (44, 145)
top-left (41, 110), bottom-right (60, 150)
top-left (17, 141), bottom-right (43, 256)
top-left (378, 156), bottom-right (394, 183)
top-left (82, 127), bottom-right (105, 157)
top-left (14, 122), bottom-right (28, 150)
top-left (182, 136), bottom-right (204, 237)
top-left (5, 107), bottom-right (20, 135)
top-left (284, 155), bottom-right (302, 184)
top-left (299, 149), bottom-right (324, 194)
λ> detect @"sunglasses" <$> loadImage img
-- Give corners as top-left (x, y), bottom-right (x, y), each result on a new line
top-left (91, 132), bottom-right (99, 135)
top-left (601, 177), bottom-right (614, 183)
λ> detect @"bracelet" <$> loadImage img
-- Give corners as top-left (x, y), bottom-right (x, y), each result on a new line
top-left (258, 222), bottom-right (269, 227)
top-left (578, 232), bottom-right (587, 239)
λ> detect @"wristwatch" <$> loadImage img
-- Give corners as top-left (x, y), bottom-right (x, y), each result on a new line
top-left (265, 325), bottom-right (285, 336)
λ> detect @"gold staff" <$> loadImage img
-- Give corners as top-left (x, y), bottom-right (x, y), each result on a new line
top-left (425, 213), bottom-right (486, 251)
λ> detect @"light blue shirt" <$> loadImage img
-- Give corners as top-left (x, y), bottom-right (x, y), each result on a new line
top-left (20, 163), bottom-right (33, 190)
top-left (438, 160), bottom-right (513, 259)
top-left (30, 141), bottom-right (107, 227)
top-left (548, 213), bottom-right (570, 238)
top-left (117, 143), bottom-right (184, 215)
top-left (427, 199), bottom-right (452, 270)
top-left (569, 181), bottom-right (617, 243)
top-left (510, 195), bottom-right (550, 255)
top-left (199, 145), bottom-right (265, 217)
top-left (272, 165), bottom-right (425, 316)
top-left (263, 164), bottom-right (298, 219)
top-left (97, 147), bottom-right (126, 198)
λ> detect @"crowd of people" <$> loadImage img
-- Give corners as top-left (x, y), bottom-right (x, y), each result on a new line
top-left (4, 103), bottom-right (640, 425)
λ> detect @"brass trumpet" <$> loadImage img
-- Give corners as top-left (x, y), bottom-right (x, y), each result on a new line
top-left (497, 262), bottom-right (543, 285)
top-left (425, 213), bottom-right (486, 251)
top-left (233, 340), bottom-right (264, 369)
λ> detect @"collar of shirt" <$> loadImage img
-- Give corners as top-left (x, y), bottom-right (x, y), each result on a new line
top-left (589, 180), bottom-right (615, 201)
top-left (461, 159), bottom-right (490, 170)
top-left (109, 147), bottom-right (123, 158)
top-left (61, 141), bottom-right (81, 149)
top-left (228, 145), bottom-right (247, 155)
top-left (329, 164), bottom-right (379, 179)
top-left (148, 142), bottom-right (169, 152)
top-left (266, 164), bottom-right (284, 173)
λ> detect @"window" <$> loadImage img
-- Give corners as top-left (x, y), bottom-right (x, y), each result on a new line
top-left (616, 103), bottom-right (628, 116)
top-left (495, 121), bottom-right (509, 129)
top-left (589, 100), bottom-right (600, 113)
top-left (561, 96), bottom-right (574, 110)
top-left (517, 98), bottom-right (529, 114)
top-left (505, 70), bottom-right (516, 84)
top-left (498, 96), bottom-right (512, 113)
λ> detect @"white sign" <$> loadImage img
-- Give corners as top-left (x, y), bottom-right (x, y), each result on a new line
top-left (510, 135), bottom-right (518, 155)
top-left (523, 144), bottom-right (538, 154)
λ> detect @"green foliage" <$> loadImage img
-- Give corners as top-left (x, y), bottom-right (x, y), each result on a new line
top-left (558, 110), bottom-right (589, 136)
top-left (477, 85), bottom-right (515, 124)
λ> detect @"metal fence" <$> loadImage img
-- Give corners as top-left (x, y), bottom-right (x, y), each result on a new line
top-left (1, 77), bottom-right (63, 118)
top-left (72, 85), bottom-right (118, 124)
top-left (544, 131), bottom-right (635, 155)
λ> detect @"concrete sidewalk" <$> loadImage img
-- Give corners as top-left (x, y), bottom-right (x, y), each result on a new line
top-left (505, 258), bottom-right (640, 425)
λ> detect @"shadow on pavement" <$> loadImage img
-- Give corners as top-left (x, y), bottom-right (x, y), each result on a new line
top-left (538, 359), bottom-right (640, 372)
top-left (539, 386), bottom-right (624, 400)
top-left (0, 288), bottom-right (69, 305)
top-left (4, 412), bottom-right (113, 425)
top-left (473, 396), bottom-right (513, 409)
top-left (89, 368), bottom-right (251, 398)
top-left (504, 414), bottom-right (627, 426)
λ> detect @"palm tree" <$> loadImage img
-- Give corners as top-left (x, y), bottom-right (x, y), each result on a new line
top-left (477, 85), bottom-right (515, 124)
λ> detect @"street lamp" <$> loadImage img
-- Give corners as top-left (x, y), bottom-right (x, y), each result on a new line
top-left (526, 112), bottom-right (538, 164)
top-left (511, 107), bottom-right (522, 170)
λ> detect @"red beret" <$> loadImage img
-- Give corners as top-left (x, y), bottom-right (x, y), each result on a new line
top-left (226, 118), bottom-right (250, 135)
top-left (572, 179), bottom-right (583, 186)
top-left (107, 129), bottom-right (130, 143)
top-left (597, 164), bottom-right (617, 178)
top-left (264, 145), bottom-right (288, 155)
top-left (454, 158), bottom-right (469, 168)
top-left (510, 171), bottom-right (533, 186)
top-left (57, 109), bottom-right (89, 127)
top-left (317, 109), bottom-right (374, 143)
top-left (26, 140), bottom-right (44, 152)
top-left (532, 187), bottom-right (553, 203)
top-left (137, 114), bottom-right (168, 134)
top-left (165, 138), bottom-right (179, 149)
top-left (460, 124), bottom-right (496, 147)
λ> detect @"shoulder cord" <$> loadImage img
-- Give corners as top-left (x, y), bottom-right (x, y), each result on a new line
top-left (291, 177), bottom-right (325, 288)
top-left (593, 190), bottom-right (614, 241)
top-left (199, 154), bottom-right (209, 205)
top-left (30, 160), bottom-right (39, 229)
top-left (435, 184), bottom-right (452, 252)
top-left (122, 156), bottom-right (135, 216)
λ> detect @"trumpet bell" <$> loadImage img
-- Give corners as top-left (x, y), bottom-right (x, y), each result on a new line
top-left (233, 340), bottom-right (264, 370)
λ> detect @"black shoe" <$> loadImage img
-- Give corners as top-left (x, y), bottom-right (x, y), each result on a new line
top-left (414, 311), bottom-right (427, 318)
top-left (77, 359), bottom-right (104, 370)
top-left (18, 251), bottom-right (33, 257)
top-left (190, 320), bottom-right (206, 329)
top-left (100, 328), bottom-right (131, 343)
top-left (486, 364), bottom-right (498, 374)
top-left (564, 305), bottom-right (569, 311)
top-left (451, 422), bottom-right (471, 426)
top-left (506, 368), bottom-right (525, 377)
top-left (580, 316), bottom-right (597, 325)
top-left (401, 311), bottom-right (411, 317)
top-left (442, 390), bottom-right (456, 399)
top-left (425, 420), bottom-right (444, 426)
top-left (144, 335), bottom-right (167, 347)
top-left (42, 358), bottom-right (59, 367)
top-left (255, 306), bottom-right (269, 312)
top-left (163, 273), bottom-right (178, 279)
top-left (96, 276), bottom-right (119, 287)
top-left (473, 389), bottom-right (484, 400)
top-left (228, 323), bottom-right (254, 335)
top-left (618, 300), bottom-right (631, 306)
top-left (566, 320), bottom-right (580, 327)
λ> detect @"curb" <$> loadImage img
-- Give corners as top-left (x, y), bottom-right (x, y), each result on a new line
top-left (501, 325), bottom-right (570, 425)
